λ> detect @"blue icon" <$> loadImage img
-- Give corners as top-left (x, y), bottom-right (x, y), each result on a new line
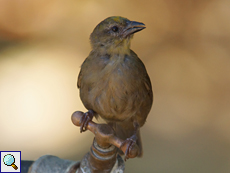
top-left (3, 154), bottom-right (18, 170)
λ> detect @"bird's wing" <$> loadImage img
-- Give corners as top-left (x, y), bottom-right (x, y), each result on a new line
top-left (77, 69), bottom-right (82, 88)
top-left (77, 57), bottom-right (88, 88)
top-left (144, 74), bottom-right (153, 100)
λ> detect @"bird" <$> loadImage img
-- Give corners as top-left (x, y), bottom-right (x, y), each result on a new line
top-left (77, 16), bottom-right (153, 159)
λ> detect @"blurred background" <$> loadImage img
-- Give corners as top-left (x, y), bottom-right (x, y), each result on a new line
top-left (0, 0), bottom-right (230, 172)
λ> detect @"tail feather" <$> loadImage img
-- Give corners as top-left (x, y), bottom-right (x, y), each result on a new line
top-left (112, 122), bottom-right (143, 157)
top-left (136, 130), bottom-right (143, 157)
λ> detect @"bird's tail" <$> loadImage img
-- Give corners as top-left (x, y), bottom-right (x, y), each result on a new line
top-left (113, 122), bottom-right (143, 157)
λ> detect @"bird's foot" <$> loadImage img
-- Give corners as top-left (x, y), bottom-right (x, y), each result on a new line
top-left (79, 110), bottom-right (94, 133)
top-left (120, 135), bottom-right (137, 161)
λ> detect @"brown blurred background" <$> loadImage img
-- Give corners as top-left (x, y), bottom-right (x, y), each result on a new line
top-left (0, 0), bottom-right (230, 172)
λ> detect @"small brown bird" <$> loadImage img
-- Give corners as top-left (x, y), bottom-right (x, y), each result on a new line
top-left (77, 16), bottom-right (153, 159)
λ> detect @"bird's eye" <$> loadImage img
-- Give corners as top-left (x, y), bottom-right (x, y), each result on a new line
top-left (111, 26), bottom-right (119, 32)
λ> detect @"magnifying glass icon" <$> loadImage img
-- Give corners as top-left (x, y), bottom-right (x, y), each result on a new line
top-left (3, 154), bottom-right (18, 170)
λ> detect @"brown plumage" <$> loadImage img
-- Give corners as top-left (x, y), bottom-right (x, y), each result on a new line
top-left (77, 16), bottom-right (153, 159)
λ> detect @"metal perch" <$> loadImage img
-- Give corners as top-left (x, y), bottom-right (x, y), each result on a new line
top-left (24, 111), bottom-right (139, 173)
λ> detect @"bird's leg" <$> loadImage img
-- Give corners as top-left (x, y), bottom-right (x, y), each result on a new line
top-left (79, 110), bottom-right (95, 133)
top-left (120, 121), bottom-right (140, 161)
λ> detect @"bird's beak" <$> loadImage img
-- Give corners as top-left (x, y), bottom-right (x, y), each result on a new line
top-left (122, 21), bottom-right (146, 38)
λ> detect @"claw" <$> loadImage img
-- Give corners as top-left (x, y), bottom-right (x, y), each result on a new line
top-left (120, 137), bottom-right (136, 161)
top-left (79, 110), bottom-right (94, 133)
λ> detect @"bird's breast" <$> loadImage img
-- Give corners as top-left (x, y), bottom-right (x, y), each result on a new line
top-left (80, 53), bottom-right (150, 122)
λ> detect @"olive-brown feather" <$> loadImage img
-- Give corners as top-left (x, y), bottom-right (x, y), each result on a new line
top-left (77, 16), bottom-right (153, 157)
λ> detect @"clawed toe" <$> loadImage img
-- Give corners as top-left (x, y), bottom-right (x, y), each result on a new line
top-left (80, 110), bottom-right (94, 133)
top-left (121, 138), bottom-right (136, 161)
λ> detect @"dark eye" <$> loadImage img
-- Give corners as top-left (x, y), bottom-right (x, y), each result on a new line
top-left (111, 26), bottom-right (119, 32)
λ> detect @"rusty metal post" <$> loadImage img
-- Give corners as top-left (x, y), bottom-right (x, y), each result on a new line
top-left (27, 111), bottom-right (139, 173)
top-left (71, 111), bottom-right (139, 173)
top-left (76, 139), bottom-right (124, 173)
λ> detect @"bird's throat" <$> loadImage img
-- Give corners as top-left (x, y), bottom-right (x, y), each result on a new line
top-left (107, 39), bottom-right (131, 55)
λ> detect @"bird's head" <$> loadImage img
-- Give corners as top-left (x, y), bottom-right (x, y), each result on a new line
top-left (90, 16), bottom-right (145, 55)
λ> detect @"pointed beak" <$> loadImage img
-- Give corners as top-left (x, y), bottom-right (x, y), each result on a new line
top-left (122, 21), bottom-right (146, 38)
